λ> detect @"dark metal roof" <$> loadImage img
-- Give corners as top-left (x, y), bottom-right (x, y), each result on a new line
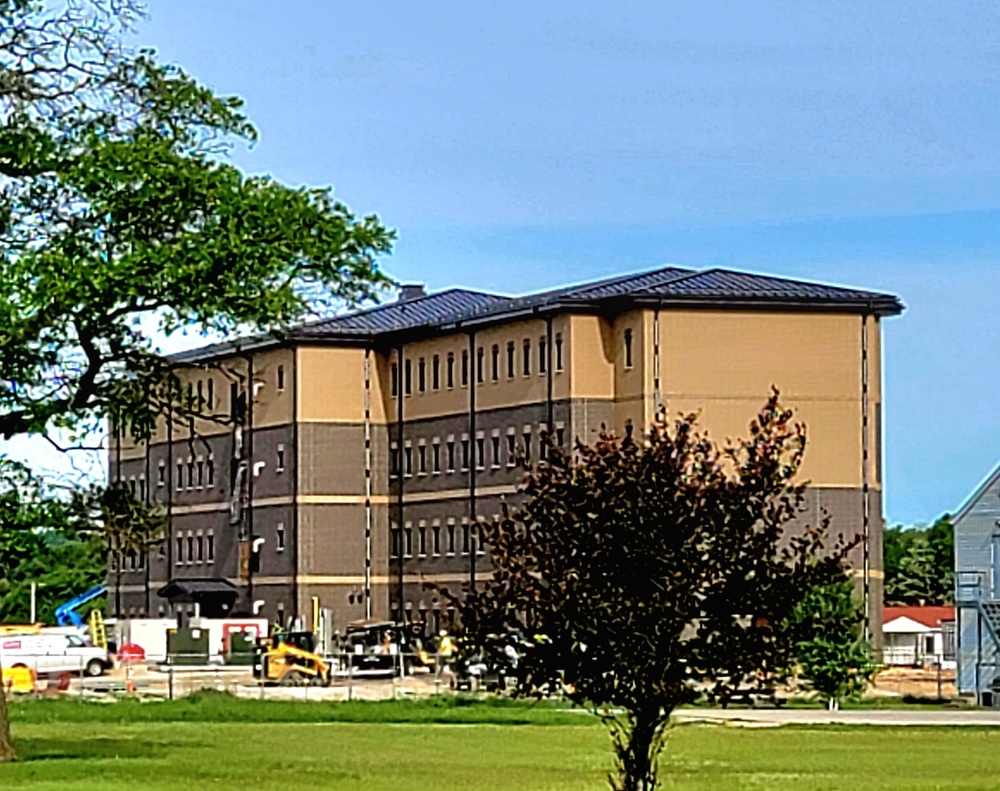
top-left (169, 265), bottom-right (903, 361)
top-left (157, 578), bottom-right (239, 603)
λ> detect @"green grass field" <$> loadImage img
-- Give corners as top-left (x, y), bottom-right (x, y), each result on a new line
top-left (3, 698), bottom-right (1000, 790)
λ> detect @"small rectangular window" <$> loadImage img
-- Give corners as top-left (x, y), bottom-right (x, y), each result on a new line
top-left (277, 522), bottom-right (285, 552)
top-left (276, 445), bottom-right (285, 472)
top-left (556, 426), bottom-right (565, 447)
top-left (491, 345), bottom-right (500, 381)
top-left (432, 442), bottom-right (441, 474)
top-left (555, 333), bottom-right (564, 371)
top-left (418, 357), bottom-right (426, 392)
top-left (176, 538), bottom-right (183, 564)
top-left (507, 433), bottom-right (516, 466)
top-left (207, 378), bottom-right (214, 409)
top-left (197, 536), bottom-right (204, 562)
top-left (447, 441), bottom-right (456, 473)
top-left (539, 337), bottom-right (547, 373)
top-left (433, 525), bottom-right (441, 556)
top-left (476, 437), bottom-right (485, 470)
top-left (176, 461), bottom-right (184, 491)
top-left (391, 526), bottom-right (401, 558)
top-left (447, 353), bottom-right (455, 388)
top-left (405, 445), bottom-right (413, 477)
top-left (419, 526), bottom-right (427, 556)
top-left (462, 523), bottom-right (471, 554)
top-left (461, 439), bottom-right (470, 471)
top-left (139, 477), bottom-right (147, 500)
top-left (207, 456), bottom-right (215, 487)
top-left (186, 536), bottom-right (194, 563)
top-left (418, 444), bottom-right (427, 475)
top-left (461, 350), bottom-right (469, 386)
top-left (404, 526), bottom-right (413, 557)
top-left (404, 359), bottom-right (412, 395)
top-left (476, 347), bottom-right (484, 384)
top-left (624, 328), bottom-right (633, 369)
top-left (523, 430), bottom-right (532, 463)
top-left (432, 355), bottom-right (440, 390)
top-left (196, 459), bottom-right (204, 488)
top-left (523, 339), bottom-right (531, 376)
top-left (187, 460), bottom-right (195, 490)
top-left (391, 363), bottom-right (399, 397)
top-left (277, 365), bottom-right (285, 391)
top-left (507, 342), bottom-right (515, 378)
top-left (197, 380), bottom-right (204, 409)
top-left (158, 461), bottom-right (166, 486)
top-left (447, 523), bottom-right (456, 555)
top-left (391, 444), bottom-right (400, 477)
top-left (207, 534), bottom-right (214, 562)
top-left (491, 436), bottom-right (501, 468)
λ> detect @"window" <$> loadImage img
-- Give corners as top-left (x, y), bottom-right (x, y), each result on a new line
top-left (187, 460), bottom-right (195, 489)
top-left (197, 459), bottom-right (205, 488)
top-left (418, 357), bottom-right (426, 392)
top-left (276, 445), bottom-right (285, 472)
top-left (462, 523), bottom-right (471, 554)
top-left (523, 339), bottom-right (531, 376)
top-left (556, 425), bottom-right (565, 448)
top-left (175, 538), bottom-right (183, 564)
top-left (461, 350), bottom-right (469, 386)
top-left (447, 353), bottom-right (455, 388)
top-left (158, 461), bottom-right (165, 487)
top-left (391, 363), bottom-right (399, 397)
top-left (555, 333), bottom-right (564, 370)
top-left (207, 533), bottom-right (214, 562)
top-left (418, 525), bottom-right (427, 556)
top-left (447, 440), bottom-right (456, 473)
top-left (491, 436), bottom-right (501, 468)
top-left (404, 445), bottom-right (413, 477)
top-left (432, 442), bottom-right (441, 474)
top-left (207, 456), bottom-right (215, 487)
top-left (404, 525), bottom-right (413, 557)
top-left (197, 380), bottom-right (204, 409)
top-left (197, 536), bottom-right (204, 562)
top-left (433, 524), bottom-right (441, 556)
top-left (539, 337), bottom-right (547, 373)
top-left (432, 355), bottom-right (440, 390)
top-left (507, 432), bottom-right (516, 467)
top-left (129, 477), bottom-right (136, 496)
top-left (447, 522), bottom-right (456, 555)
top-left (488, 344), bottom-right (499, 381)
top-left (404, 359), bottom-right (412, 395)
top-left (186, 536), bottom-right (194, 564)
top-left (476, 347), bottom-right (484, 384)
top-left (277, 365), bottom-right (285, 391)
top-left (207, 378), bottom-right (214, 409)
top-left (624, 328), bottom-right (633, 368)
top-left (506, 341), bottom-right (515, 378)
top-left (139, 477), bottom-right (147, 500)
top-left (478, 527), bottom-right (486, 554)
top-left (523, 429), bottom-right (532, 463)
top-left (418, 444), bottom-right (427, 475)
top-left (391, 444), bottom-right (400, 477)
top-left (277, 522), bottom-right (285, 552)
top-left (476, 437), bottom-right (485, 470)
top-left (461, 438), bottom-right (470, 470)
top-left (391, 526), bottom-right (401, 558)
top-left (176, 461), bottom-right (183, 491)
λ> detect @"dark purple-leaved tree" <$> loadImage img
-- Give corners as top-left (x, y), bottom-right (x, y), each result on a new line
top-left (441, 392), bottom-right (855, 791)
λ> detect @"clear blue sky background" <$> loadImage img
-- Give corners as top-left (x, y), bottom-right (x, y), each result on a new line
top-left (114, 0), bottom-right (1000, 525)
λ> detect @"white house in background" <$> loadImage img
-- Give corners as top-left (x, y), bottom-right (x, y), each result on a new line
top-left (882, 606), bottom-right (955, 668)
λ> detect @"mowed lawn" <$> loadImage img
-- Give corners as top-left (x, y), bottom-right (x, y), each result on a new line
top-left (3, 703), bottom-right (1000, 790)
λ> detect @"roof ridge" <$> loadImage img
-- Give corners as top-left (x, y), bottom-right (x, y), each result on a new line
top-left (302, 286), bottom-right (503, 330)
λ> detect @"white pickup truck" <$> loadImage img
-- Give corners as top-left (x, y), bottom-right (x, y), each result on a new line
top-left (1, 633), bottom-right (110, 677)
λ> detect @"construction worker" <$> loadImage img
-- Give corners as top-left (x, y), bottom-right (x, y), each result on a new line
top-left (438, 630), bottom-right (455, 657)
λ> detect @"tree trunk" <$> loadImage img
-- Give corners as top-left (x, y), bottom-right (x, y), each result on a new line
top-left (610, 708), bottom-right (668, 791)
top-left (0, 663), bottom-right (16, 763)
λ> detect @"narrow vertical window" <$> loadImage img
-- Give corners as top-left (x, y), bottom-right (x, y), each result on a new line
top-left (556, 426), bottom-right (565, 447)
top-left (506, 342), bottom-right (515, 378)
top-left (404, 359), bottom-right (412, 395)
top-left (176, 537), bottom-right (183, 564)
top-left (391, 526), bottom-right (401, 558)
top-left (176, 461), bottom-right (183, 490)
top-left (139, 477), bottom-right (147, 500)
top-left (433, 525), bottom-right (441, 556)
top-left (447, 353), bottom-right (455, 388)
top-left (197, 536), bottom-right (204, 562)
top-left (432, 355), bottom-right (440, 390)
top-left (523, 429), bottom-right (532, 463)
top-left (461, 350), bottom-right (469, 386)
top-left (276, 445), bottom-right (285, 471)
top-left (448, 523), bottom-right (456, 554)
top-left (186, 536), bottom-right (194, 563)
top-left (277, 522), bottom-right (286, 552)
top-left (418, 444), bottom-right (427, 474)
top-left (187, 460), bottom-right (194, 489)
top-left (507, 433), bottom-right (516, 466)
top-left (624, 328), bottom-right (633, 369)
top-left (491, 344), bottom-right (499, 381)
top-left (391, 363), bottom-right (399, 397)
top-left (405, 445), bottom-right (413, 477)
top-left (461, 438), bottom-right (470, 470)
top-left (197, 459), bottom-right (204, 488)
top-left (447, 440), bottom-right (456, 472)
top-left (462, 524), bottom-right (471, 554)
top-left (158, 461), bottom-right (166, 486)
top-left (207, 378), bottom-right (214, 409)
top-left (539, 337), bottom-right (547, 373)
top-left (418, 357), bottom-right (426, 392)
top-left (207, 455), bottom-right (215, 487)
top-left (391, 444), bottom-right (400, 476)
top-left (207, 534), bottom-right (215, 562)
top-left (432, 442), bottom-right (441, 474)
top-left (197, 380), bottom-right (204, 409)
top-left (476, 437), bottom-right (485, 470)
top-left (476, 347), bottom-right (484, 383)
top-left (419, 526), bottom-right (427, 556)
top-left (491, 436), bottom-right (501, 468)
top-left (404, 526), bottom-right (413, 557)
top-left (278, 365), bottom-right (286, 391)
top-left (555, 333), bottom-right (564, 371)
top-left (523, 339), bottom-right (531, 376)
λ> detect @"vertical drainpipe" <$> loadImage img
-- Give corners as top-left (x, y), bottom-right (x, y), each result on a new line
top-left (396, 344), bottom-right (405, 622)
top-left (144, 417), bottom-right (151, 615)
top-left (545, 315), bottom-right (554, 436)
top-left (363, 345), bottom-right (373, 620)
top-left (653, 309), bottom-right (661, 415)
top-left (166, 405), bottom-right (174, 576)
top-left (861, 312), bottom-right (871, 646)
top-left (291, 347), bottom-right (299, 621)
top-left (246, 353), bottom-right (256, 613)
top-left (113, 410), bottom-right (122, 619)
top-left (468, 329), bottom-right (477, 592)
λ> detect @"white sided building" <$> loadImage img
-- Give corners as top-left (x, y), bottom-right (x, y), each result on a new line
top-left (882, 606), bottom-right (955, 669)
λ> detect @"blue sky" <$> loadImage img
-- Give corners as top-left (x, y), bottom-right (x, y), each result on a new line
top-left (24, 0), bottom-right (1000, 525)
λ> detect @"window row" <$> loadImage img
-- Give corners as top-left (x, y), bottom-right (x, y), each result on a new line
top-left (390, 519), bottom-right (488, 559)
top-left (156, 456), bottom-right (216, 491)
top-left (110, 549), bottom-right (146, 572)
top-left (174, 532), bottom-right (216, 565)
top-left (390, 423), bottom-right (565, 478)
top-left (390, 334), bottom-right (565, 397)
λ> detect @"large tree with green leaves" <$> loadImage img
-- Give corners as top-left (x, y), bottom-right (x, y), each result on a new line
top-left (0, 0), bottom-right (393, 761)
top-left (884, 516), bottom-right (954, 605)
top-left (442, 394), bottom-right (854, 791)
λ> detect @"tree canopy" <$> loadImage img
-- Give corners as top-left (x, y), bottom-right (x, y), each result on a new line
top-left (442, 393), bottom-right (856, 791)
top-left (884, 516), bottom-right (954, 606)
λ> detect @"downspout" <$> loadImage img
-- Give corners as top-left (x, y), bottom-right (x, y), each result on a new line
top-left (468, 329), bottom-right (477, 592)
top-left (653, 309), bottom-right (661, 414)
top-left (246, 353), bottom-right (256, 613)
top-left (396, 344), bottom-right (405, 622)
top-left (144, 417), bottom-right (151, 616)
top-left (166, 406), bottom-right (174, 577)
top-left (292, 347), bottom-right (300, 621)
top-left (861, 312), bottom-right (871, 646)
top-left (364, 346), bottom-right (373, 619)
top-left (113, 409), bottom-right (122, 619)
top-left (546, 316), bottom-right (554, 436)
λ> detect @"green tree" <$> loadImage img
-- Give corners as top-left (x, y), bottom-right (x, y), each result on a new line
top-left (0, 0), bottom-right (393, 762)
top-left (442, 393), bottom-right (852, 791)
top-left (794, 580), bottom-right (876, 710)
top-left (884, 515), bottom-right (954, 605)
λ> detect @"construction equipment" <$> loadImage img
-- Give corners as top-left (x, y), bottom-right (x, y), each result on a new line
top-left (0, 624), bottom-right (41, 636)
top-left (54, 586), bottom-right (106, 628)
top-left (88, 610), bottom-right (107, 650)
top-left (253, 631), bottom-right (331, 686)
